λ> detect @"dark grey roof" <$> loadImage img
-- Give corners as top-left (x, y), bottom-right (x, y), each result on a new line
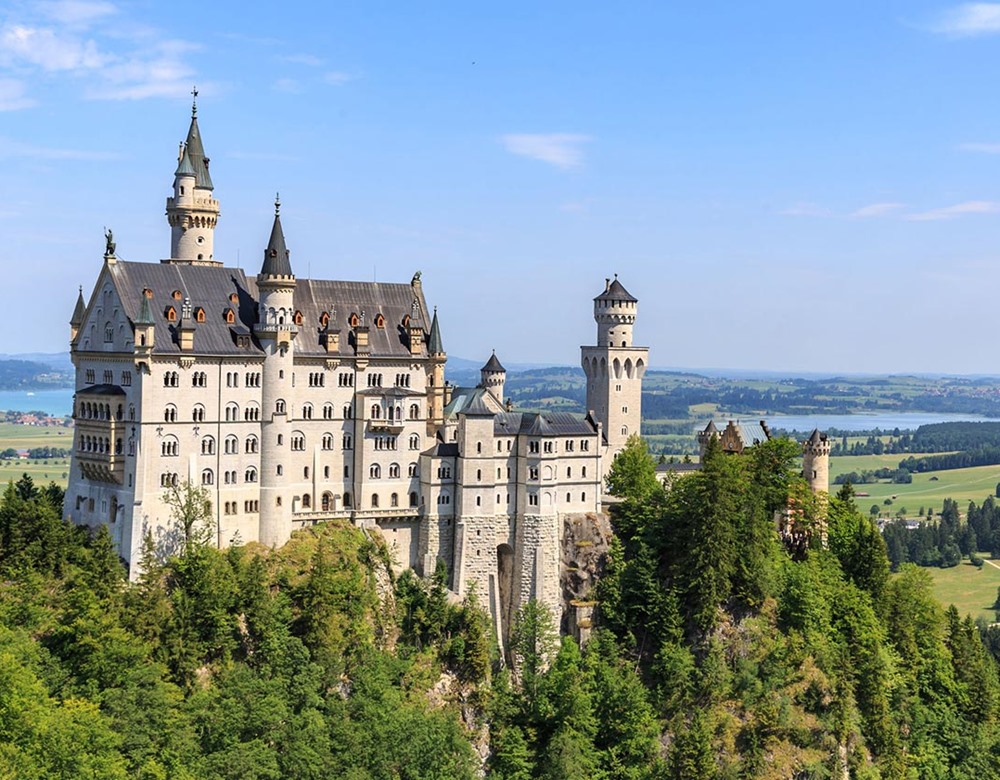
top-left (702, 420), bottom-right (717, 434)
top-left (807, 428), bottom-right (827, 444)
top-left (293, 278), bottom-right (430, 358)
top-left (482, 351), bottom-right (505, 373)
top-left (174, 144), bottom-right (196, 177)
top-left (462, 393), bottom-right (495, 417)
top-left (428, 442), bottom-right (458, 457)
top-left (493, 410), bottom-right (598, 437)
top-left (77, 383), bottom-right (126, 396)
top-left (427, 308), bottom-right (443, 354)
top-left (184, 114), bottom-right (213, 190)
top-left (717, 420), bottom-right (770, 447)
top-left (595, 276), bottom-right (637, 303)
top-left (260, 210), bottom-right (292, 278)
top-left (71, 287), bottom-right (86, 326)
top-left (111, 261), bottom-right (260, 356)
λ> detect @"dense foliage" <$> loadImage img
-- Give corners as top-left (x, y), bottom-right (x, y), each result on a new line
top-left (5, 433), bottom-right (1000, 778)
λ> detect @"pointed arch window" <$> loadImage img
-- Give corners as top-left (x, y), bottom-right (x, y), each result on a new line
top-left (194, 307), bottom-right (206, 323)
top-left (349, 313), bottom-right (360, 327)
top-left (374, 313), bottom-right (385, 329)
top-left (294, 310), bottom-right (303, 326)
top-left (320, 311), bottom-right (330, 328)
top-left (165, 306), bottom-right (176, 322)
top-left (224, 308), bottom-right (236, 324)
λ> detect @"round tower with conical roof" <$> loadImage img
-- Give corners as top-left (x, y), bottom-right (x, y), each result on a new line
top-left (802, 429), bottom-right (830, 494)
top-left (480, 351), bottom-right (506, 404)
top-left (581, 275), bottom-right (649, 474)
top-left (166, 92), bottom-right (221, 264)
top-left (254, 196), bottom-right (297, 548)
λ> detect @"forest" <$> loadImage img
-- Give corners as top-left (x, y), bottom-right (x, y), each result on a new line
top-left (4, 434), bottom-right (1000, 777)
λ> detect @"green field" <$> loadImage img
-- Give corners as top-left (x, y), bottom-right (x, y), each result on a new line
top-left (0, 422), bottom-right (73, 488)
top-left (923, 555), bottom-right (1000, 623)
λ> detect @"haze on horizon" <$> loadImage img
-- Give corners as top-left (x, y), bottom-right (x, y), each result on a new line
top-left (3, 1), bottom-right (1000, 375)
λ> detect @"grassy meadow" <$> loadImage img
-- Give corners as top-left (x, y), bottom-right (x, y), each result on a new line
top-left (0, 422), bottom-right (72, 488)
top-left (922, 554), bottom-right (1000, 623)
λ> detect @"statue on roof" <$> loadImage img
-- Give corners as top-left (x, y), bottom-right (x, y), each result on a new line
top-left (104, 227), bottom-right (115, 258)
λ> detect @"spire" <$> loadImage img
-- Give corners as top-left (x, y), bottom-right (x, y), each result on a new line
top-left (427, 306), bottom-right (443, 355)
top-left (260, 194), bottom-right (293, 277)
top-left (134, 293), bottom-right (155, 325)
top-left (174, 142), bottom-right (196, 177)
top-left (184, 90), bottom-right (213, 190)
top-left (482, 350), bottom-right (505, 373)
top-left (70, 286), bottom-right (86, 326)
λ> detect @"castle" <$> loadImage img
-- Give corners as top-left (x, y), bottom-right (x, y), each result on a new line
top-left (65, 101), bottom-right (648, 640)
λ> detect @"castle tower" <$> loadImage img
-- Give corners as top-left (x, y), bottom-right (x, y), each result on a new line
top-left (802, 429), bottom-right (830, 494)
top-left (426, 307), bottom-right (446, 435)
top-left (580, 275), bottom-right (649, 473)
top-left (254, 196), bottom-right (297, 547)
top-left (165, 92), bottom-right (221, 265)
top-left (480, 351), bottom-right (506, 404)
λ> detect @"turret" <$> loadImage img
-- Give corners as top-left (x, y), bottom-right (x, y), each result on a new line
top-left (426, 306), bottom-right (447, 434)
top-left (70, 286), bottom-right (86, 344)
top-left (480, 351), bottom-right (506, 404)
top-left (165, 90), bottom-right (221, 265)
top-left (133, 291), bottom-right (155, 353)
top-left (802, 429), bottom-right (830, 494)
top-left (254, 196), bottom-right (297, 549)
top-left (594, 274), bottom-right (637, 347)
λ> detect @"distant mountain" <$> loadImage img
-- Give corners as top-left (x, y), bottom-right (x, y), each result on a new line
top-left (0, 352), bottom-right (73, 374)
top-left (0, 356), bottom-right (73, 390)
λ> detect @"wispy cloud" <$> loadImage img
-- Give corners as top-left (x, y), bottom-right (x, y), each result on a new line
top-left (500, 133), bottom-right (592, 169)
top-left (273, 77), bottom-right (303, 94)
top-left (778, 202), bottom-right (832, 217)
top-left (324, 70), bottom-right (355, 85)
top-left (850, 202), bottom-right (905, 218)
top-left (906, 200), bottom-right (1000, 221)
top-left (282, 53), bottom-right (323, 67)
top-left (0, 2), bottom-right (202, 105)
top-left (0, 79), bottom-right (36, 111)
top-left (958, 141), bottom-right (1000, 153)
top-left (930, 3), bottom-right (1000, 36)
top-left (0, 136), bottom-right (119, 160)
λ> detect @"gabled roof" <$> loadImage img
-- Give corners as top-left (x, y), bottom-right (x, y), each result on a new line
top-left (462, 393), bottom-right (496, 417)
top-left (594, 275), bottom-right (637, 303)
top-left (492, 410), bottom-right (598, 437)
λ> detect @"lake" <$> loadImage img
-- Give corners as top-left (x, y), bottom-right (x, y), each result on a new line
top-left (761, 412), bottom-right (1000, 434)
top-left (0, 388), bottom-right (75, 417)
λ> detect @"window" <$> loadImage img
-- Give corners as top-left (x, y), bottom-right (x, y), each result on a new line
top-left (344, 465), bottom-right (350, 478)
top-left (409, 491), bottom-right (418, 507)
top-left (276, 399), bottom-right (286, 414)
top-left (245, 467), bottom-right (257, 483)
top-left (343, 404), bottom-right (353, 419)
top-left (103, 323), bottom-right (113, 342)
top-left (437, 466), bottom-right (452, 479)
top-left (544, 442), bottom-right (554, 453)
top-left (245, 435), bottom-right (258, 454)
top-left (308, 372), bottom-right (324, 387)
top-left (193, 404), bottom-right (205, 422)
top-left (391, 493), bottom-right (398, 507)
top-left (581, 440), bottom-right (590, 452)
top-left (389, 463), bottom-right (400, 478)
top-left (342, 434), bottom-right (353, 450)
top-left (371, 404), bottom-right (381, 419)
top-left (85, 369), bottom-right (95, 384)
top-left (161, 437), bottom-right (179, 457)
top-left (195, 307), bottom-right (205, 323)
top-left (302, 493), bottom-right (311, 508)
top-left (276, 465), bottom-right (283, 476)
top-left (370, 464), bottom-right (381, 479)
top-left (164, 371), bottom-right (179, 387)
top-left (408, 463), bottom-right (418, 477)
top-left (322, 492), bottom-right (333, 511)
top-left (201, 436), bottom-right (215, 455)
top-left (302, 403), bottom-right (313, 420)
top-left (565, 440), bottom-right (574, 452)
top-left (322, 433), bottom-right (334, 450)
top-left (582, 466), bottom-right (587, 477)
top-left (225, 308), bottom-right (236, 324)
top-left (371, 494), bottom-right (380, 508)
top-left (225, 403), bottom-right (239, 422)
top-left (528, 493), bottom-right (538, 506)
top-left (529, 441), bottom-right (539, 454)
top-left (621, 426), bottom-right (628, 436)
top-left (476, 442), bottom-right (482, 454)
top-left (304, 466), bottom-right (310, 478)
top-left (476, 468), bottom-right (482, 481)
top-left (323, 403), bottom-right (334, 419)
top-left (566, 466), bottom-right (572, 477)
top-left (244, 404), bottom-right (260, 422)
top-left (344, 492), bottom-right (352, 508)
top-left (166, 306), bottom-right (176, 322)
top-left (409, 434), bottom-right (420, 450)
top-left (529, 467), bottom-right (539, 481)
top-left (192, 371), bottom-right (207, 387)
top-left (339, 373), bottom-right (354, 387)
top-left (324, 466), bottom-right (330, 478)
top-left (291, 433), bottom-right (305, 451)
top-left (164, 405), bottom-right (177, 422)
top-left (202, 469), bottom-right (214, 486)
top-left (121, 370), bottom-right (132, 386)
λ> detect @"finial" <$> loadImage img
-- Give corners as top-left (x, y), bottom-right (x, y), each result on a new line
top-left (274, 192), bottom-right (281, 216)
top-left (191, 85), bottom-right (198, 116)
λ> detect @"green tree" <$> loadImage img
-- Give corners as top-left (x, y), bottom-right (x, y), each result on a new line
top-left (605, 434), bottom-right (661, 500)
top-left (162, 480), bottom-right (214, 555)
top-left (510, 599), bottom-right (558, 714)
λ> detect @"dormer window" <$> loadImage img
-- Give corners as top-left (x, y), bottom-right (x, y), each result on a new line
top-left (172, 290), bottom-right (182, 300)
top-left (293, 310), bottom-right (303, 326)
top-left (349, 313), bottom-right (359, 327)
top-left (402, 314), bottom-right (410, 328)
top-left (320, 311), bottom-right (330, 328)
top-left (225, 308), bottom-right (236, 324)
top-left (142, 287), bottom-right (153, 299)
top-left (165, 306), bottom-right (177, 322)
top-left (229, 292), bottom-right (239, 304)
top-left (194, 307), bottom-right (205, 323)
top-left (374, 313), bottom-right (385, 329)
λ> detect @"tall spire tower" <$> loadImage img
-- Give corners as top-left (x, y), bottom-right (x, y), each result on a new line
top-left (581, 275), bottom-right (649, 475)
top-left (165, 88), bottom-right (221, 265)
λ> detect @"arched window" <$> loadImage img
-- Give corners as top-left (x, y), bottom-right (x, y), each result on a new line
top-left (409, 434), bottom-right (420, 450)
top-left (276, 399), bottom-right (286, 414)
top-left (371, 404), bottom-right (381, 419)
top-left (349, 313), bottom-right (359, 327)
top-left (293, 310), bottom-right (303, 326)
top-left (201, 469), bottom-right (214, 485)
top-left (192, 404), bottom-right (205, 422)
top-left (161, 436), bottom-right (179, 456)
top-left (370, 464), bottom-right (381, 479)
top-left (389, 463), bottom-right (400, 478)
top-left (320, 311), bottom-right (330, 328)
top-left (371, 493), bottom-right (379, 508)
top-left (245, 435), bottom-right (258, 453)
top-left (302, 403), bottom-right (313, 420)
top-left (323, 403), bottom-right (334, 419)
top-left (302, 493), bottom-right (311, 508)
top-left (165, 306), bottom-right (176, 322)
top-left (408, 463), bottom-right (418, 477)
top-left (245, 467), bottom-right (257, 483)
top-left (322, 434), bottom-right (334, 450)
top-left (390, 493), bottom-right (398, 507)
top-left (374, 313), bottom-right (385, 329)
top-left (344, 492), bottom-right (352, 508)
top-left (164, 404), bottom-right (177, 422)
top-left (225, 435), bottom-right (239, 455)
top-left (409, 491), bottom-right (418, 507)
top-left (201, 436), bottom-right (215, 455)
top-left (225, 308), bottom-right (236, 324)
top-left (342, 434), bottom-right (353, 450)
top-left (225, 402), bottom-right (239, 422)
top-left (409, 404), bottom-right (419, 420)
top-left (195, 307), bottom-right (206, 323)
top-left (322, 492), bottom-right (333, 511)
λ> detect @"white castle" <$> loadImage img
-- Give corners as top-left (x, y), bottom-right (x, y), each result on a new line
top-left (65, 101), bottom-right (649, 638)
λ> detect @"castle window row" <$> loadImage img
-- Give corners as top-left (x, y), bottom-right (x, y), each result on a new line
top-left (79, 435), bottom-right (120, 454)
top-left (374, 436), bottom-right (397, 451)
top-left (164, 371), bottom-right (179, 387)
top-left (367, 373), bottom-right (383, 387)
top-left (395, 373), bottom-right (411, 388)
top-left (85, 369), bottom-right (95, 383)
top-left (308, 372), bottom-right (325, 387)
top-left (77, 401), bottom-right (123, 421)
top-left (338, 373), bottom-right (355, 387)
top-left (160, 472), bottom-right (179, 487)
top-left (192, 371), bottom-right (208, 387)
top-left (121, 371), bottom-right (132, 386)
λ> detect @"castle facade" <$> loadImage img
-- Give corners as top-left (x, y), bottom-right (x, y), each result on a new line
top-left (65, 103), bottom-right (648, 637)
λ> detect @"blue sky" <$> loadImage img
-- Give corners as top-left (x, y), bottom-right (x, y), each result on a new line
top-left (5, 1), bottom-right (1000, 374)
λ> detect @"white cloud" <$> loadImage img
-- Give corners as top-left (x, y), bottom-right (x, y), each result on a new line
top-left (778, 202), bottom-right (832, 217)
top-left (0, 79), bottom-right (36, 111)
top-left (283, 53), bottom-right (323, 67)
top-left (0, 24), bottom-right (107, 70)
top-left (931, 3), bottom-right (1000, 36)
top-left (500, 133), bottom-right (591, 169)
top-left (905, 200), bottom-right (1000, 221)
top-left (324, 70), bottom-right (354, 85)
top-left (850, 202), bottom-right (905, 218)
top-left (958, 141), bottom-right (1000, 153)
top-left (37, 1), bottom-right (117, 27)
top-left (0, 136), bottom-right (119, 160)
top-left (273, 78), bottom-right (302, 94)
